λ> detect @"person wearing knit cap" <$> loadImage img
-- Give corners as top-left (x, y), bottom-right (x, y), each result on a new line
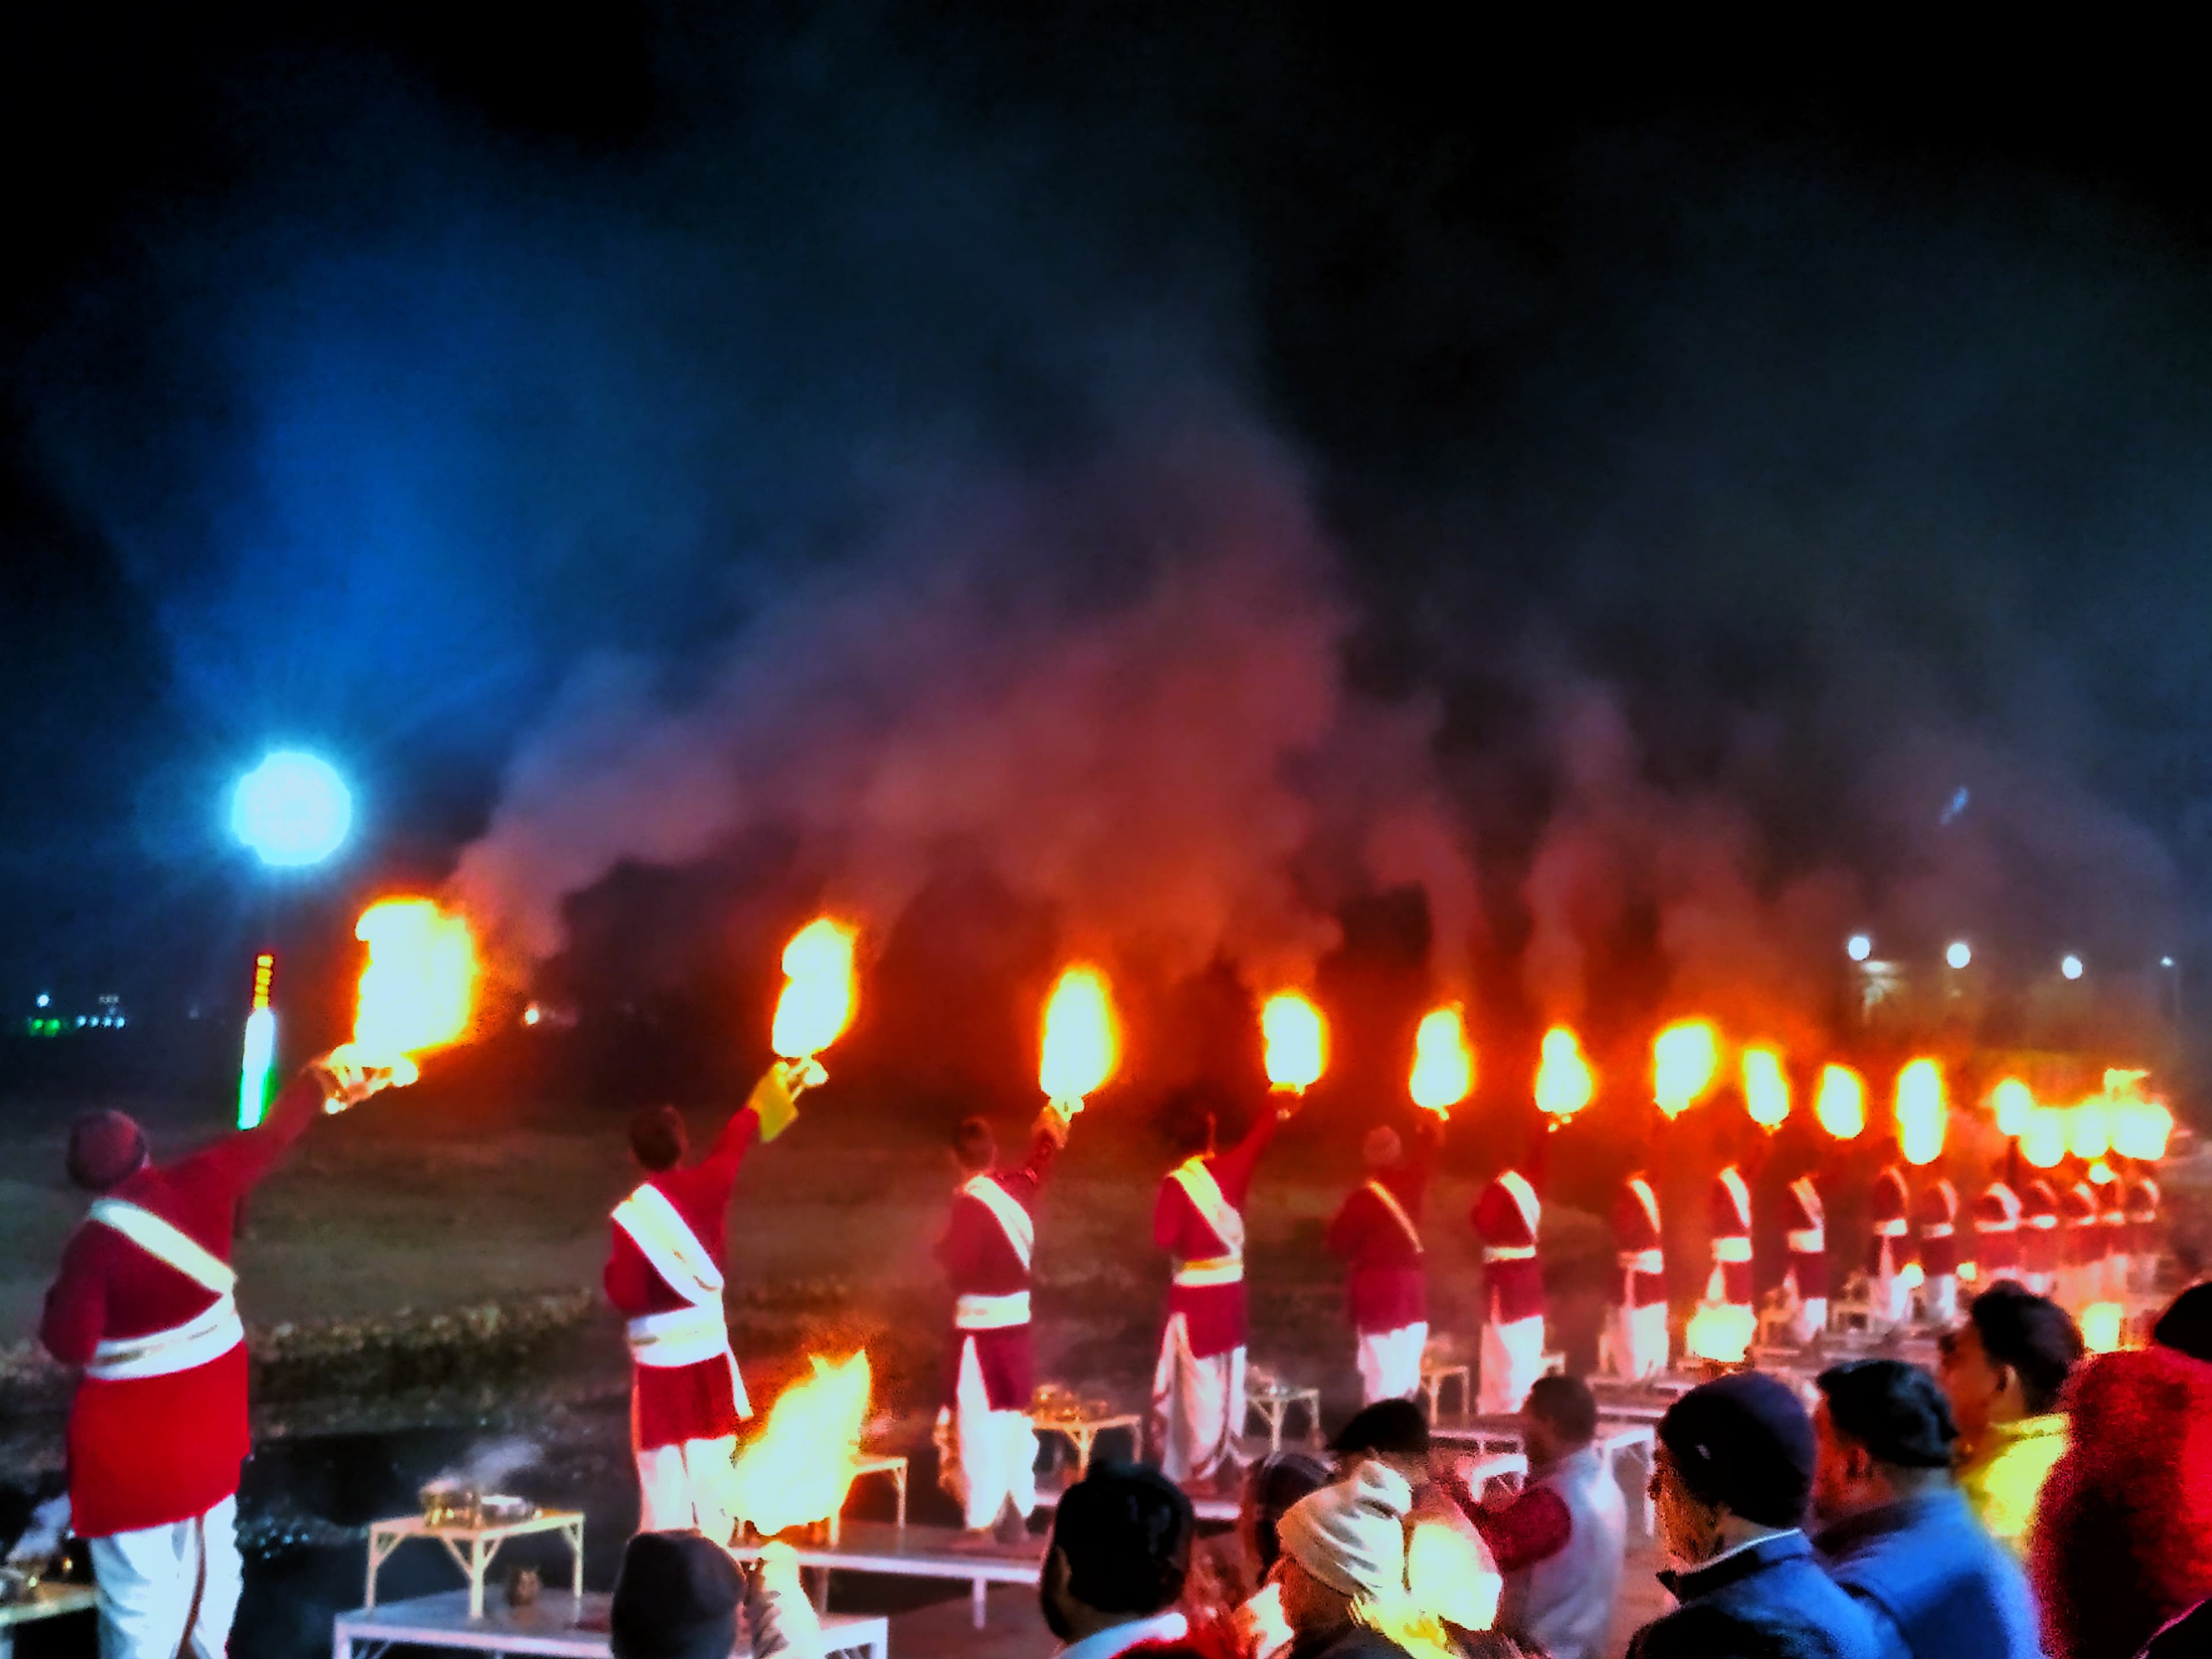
top-left (610, 1531), bottom-right (741, 1659)
top-left (1810, 1359), bottom-right (2040, 1658)
top-left (39, 1053), bottom-right (397, 1659)
top-left (1272, 1461), bottom-right (1422, 1658)
top-left (1629, 1372), bottom-right (1882, 1659)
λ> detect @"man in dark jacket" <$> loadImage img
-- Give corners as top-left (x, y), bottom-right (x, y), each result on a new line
top-left (1810, 1359), bottom-right (2041, 1658)
top-left (1629, 1372), bottom-right (1882, 1659)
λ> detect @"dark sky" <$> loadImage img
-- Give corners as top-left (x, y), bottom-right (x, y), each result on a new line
top-left (6, 6), bottom-right (2212, 1056)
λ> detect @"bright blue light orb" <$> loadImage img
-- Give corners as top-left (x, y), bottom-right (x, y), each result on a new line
top-left (232, 752), bottom-right (353, 868)
top-left (35, 993), bottom-right (49, 1008)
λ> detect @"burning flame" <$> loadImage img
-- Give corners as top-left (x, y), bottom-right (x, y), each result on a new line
top-left (1741, 1046), bottom-right (1790, 1131)
top-left (1535, 1025), bottom-right (1596, 1123)
top-left (2088, 1158), bottom-right (2116, 1185)
top-left (1815, 1063), bottom-right (1867, 1140)
top-left (1040, 965), bottom-right (1120, 1109)
top-left (344, 899), bottom-right (476, 1084)
top-left (1262, 991), bottom-right (1327, 1094)
top-left (1652, 1020), bottom-right (1721, 1119)
top-left (2110, 1098), bottom-right (2175, 1161)
top-left (1407, 1520), bottom-right (1502, 1631)
top-left (1990, 1078), bottom-right (2034, 1137)
top-left (2018, 1106), bottom-right (2069, 1169)
top-left (1684, 1300), bottom-right (1756, 1364)
top-left (2065, 1101), bottom-right (2110, 1161)
top-left (1895, 1058), bottom-right (1946, 1166)
top-left (2080, 1302), bottom-right (2127, 1354)
top-left (1898, 1262), bottom-right (1925, 1291)
top-left (771, 918), bottom-right (857, 1060)
top-left (726, 1352), bottom-right (872, 1535)
top-left (1409, 1005), bottom-right (1475, 1117)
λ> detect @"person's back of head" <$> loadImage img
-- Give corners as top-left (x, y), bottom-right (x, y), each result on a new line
top-left (2153, 1283), bottom-right (2212, 1364)
top-left (1044, 1460), bottom-right (1196, 1642)
top-left (1657, 1372), bottom-right (1815, 1549)
top-left (609, 1532), bottom-right (740, 1659)
top-left (1243, 1449), bottom-right (1331, 1574)
top-left (628, 1103), bottom-right (687, 1173)
top-left (66, 1109), bottom-right (147, 1191)
top-left (1522, 1374), bottom-right (1599, 1462)
top-left (1362, 1126), bottom-right (1403, 1173)
top-left (1969, 1282), bottom-right (2084, 1415)
top-left (1813, 1359), bottom-right (1958, 1523)
top-left (952, 1116), bottom-right (996, 1175)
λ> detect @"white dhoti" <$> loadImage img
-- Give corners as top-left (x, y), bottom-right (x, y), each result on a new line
top-left (1925, 1274), bottom-right (1959, 1324)
top-left (635, 1434), bottom-right (738, 1539)
top-left (1790, 1298), bottom-right (1830, 1346)
top-left (1152, 1314), bottom-right (1243, 1485)
top-left (1607, 1301), bottom-right (1669, 1381)
top-left (1355, 1322), bottom-right (1427, 1405)
top-left (1477, 1315), bottom-right (1544, 1415)
top-left (941, 1336), bottom-right (1038, 1530)
top-left (89, 1495), bottom-right (241, 1659)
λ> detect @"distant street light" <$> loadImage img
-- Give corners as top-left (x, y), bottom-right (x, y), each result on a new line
top-left (232, 752), bottom-right (353, 868)
top-left (2061, 954), bottom-right (2084, 981)
top-left (1846, 934), bottom-right (1873, 963)
top-left (1945, 941), bottom-right (1973, 970)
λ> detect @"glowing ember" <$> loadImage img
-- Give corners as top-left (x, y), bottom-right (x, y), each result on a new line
top-left (2066, 1101), bottom-right (2110, 1161)
top-left (1652, 1020), bottom-right (1721, 1119)
top-left (1535, 1025), bottom-right (1596, 1123)
top-left (1741, 1046), bottom-right (1790, 1131)
top-left (726, 1352), bottom-right (872, 1535)
top-left (1990, 1078), bottom-right (2034, 1137)
top-left (771, 918), bottom-right (857, 1060)
top-left (1262, 992), bottom-right (1327, 1094)
top-left (1409, 1005), bottom-right (1475, 1118)
top-left (1407, 1520), bottom-right (1501, 1631)
top-left (1815, 1063), bottom-right (1867, 1140)
top-left (2018, 1106), bottom-right (2069, 1169)
top-left (1894, 1058), bottom-right (1946, 1166)
top-left (2088, 1158), bottom-right (2116, 1185)
top-left (1040, 965), bottom-right (1120, 1109)
top-left (1684, 1300), bottom-right (1756, 1363)
top-left (344, 899), bottom-right (476, 1084)
top-left (2080, 1302), bottom-right (2126, 1354)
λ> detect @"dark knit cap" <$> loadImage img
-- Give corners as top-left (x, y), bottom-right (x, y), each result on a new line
top-left (1331, 1397), bottom-right (1430, 1460)
top-left (1816, 1359), bottom-right (1957, 1468)
top-left (609, 1532), bottom-right (741, 1659)
top-left (1659, 1372), bottom-right (1815, 1528)
top-left (66, 1111), bottom-right (147, 1192)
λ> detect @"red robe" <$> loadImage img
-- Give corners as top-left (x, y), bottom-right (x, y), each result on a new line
top-left (2061, 1181), bottom-right (2102, 1268)
top-left (1324, 1120), bottom-right (1439, 1334)
top-left (1972, 1180), bottom-right (2023, 1277)
top-left (1915, 1177), bottom-right (1960, 1278)
top-left (1154, 1110), bottom-right (1282, 1359)
top-left (1611, 1175), bottom-right (1666, 1309)
top-left (1780, 1175), bottom-right (1827, 1300)
top-left (2021, 1179), bottom-right (2062, 1277)
top-left (935, 1124), bottom-right (1060, 1410)
top-left (40, 1070), bottom-right (321, 1538)
top-left (1708, 1165), bottom-right (1754, 1305)
top-left (1868, 1164), bottom-right (1913, 1277)
top-left (1471, 1171), bottom-right (1543, 1325)
top-left (2101, 1185), bottom-right (2129, 1262)
top-left (2126, 1176), bottom-right (2161, 1259)
top-left (603, 1105), bottom-right (758, 1450)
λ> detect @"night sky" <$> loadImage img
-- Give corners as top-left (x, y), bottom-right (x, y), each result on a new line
top-left (7, 7), bottom-right (2212, 1084)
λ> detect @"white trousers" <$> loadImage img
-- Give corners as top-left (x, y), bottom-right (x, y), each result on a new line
top-left (944, 1336), bottom-right (1038, 1529)
top-left (1355, 1322), bottom-right (1427, 1405)
top-left (1791, 1298), bottom-right (1830, 1345)
top-left (89, 1495), bottom-right (240, 1659)
top-left (1925, 1274), bottom-right (1959, 1325)
top-left (1609, 1301), bottom-right (1669, 1381)
top-left (1478, 1314), bottom-right (1544, 1415)
top-left (1152, 1315), bottom-right (1243, 1485)
top-left (635, 1434), bottom-right (738, 1541)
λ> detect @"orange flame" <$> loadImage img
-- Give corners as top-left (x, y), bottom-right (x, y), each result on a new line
top-left (2109, 1098), bottom-right (2175, 1161)
top-left (1741, 1046), bottom-right (1790, 1131)
top-left (1409, 1005), bottom-right (1475, 1117)
top-left (1895, 1058), bottom-right (1946, 1165)
top-left (1652, 1020), bottom-right (1721, 1119)
top-left (344, 899), bottom-right (476, 1084)
top-left (1535, 1025), bottom-right (1596, 1122)
top-left (1684, 1300), bottom-right (1756, 1363)
top-left (2065, 1100), bottom-right (2110, 1161)
top-left (1262, 992), bottom-right (1327, 1094)
top-left (2080, 1302), bottom-right (2127, 1354)
top-left (1407, 1520), bottom-right (1502, 1631)
top-left (1040, 965), bottom-right (1120, 1109)
top-left (1990, 1078), bottom-right (2034, 1137)
top-left (726, 1352), bottom-right (872, 1534)
top-left (2018, 1105), bottom-right (2069, 1169)
top-left (1815, 1063), bottom-right (1867, 1140)
top-left (771, 918), bottom-right (857, 1060)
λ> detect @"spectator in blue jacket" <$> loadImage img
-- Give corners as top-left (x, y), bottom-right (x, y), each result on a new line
top-left (1629, 1371), bottom-right (1882, 1659)
top-left (1810, 1358), bottom-right (2041, 1659)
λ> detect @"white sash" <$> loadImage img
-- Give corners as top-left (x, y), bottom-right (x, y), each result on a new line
top-left (1626, 1176), bottom-right (1661, 1237)
top-left (2128, 1179), bottom-right (2160, 1222)
top-left (625, 1303), bottom-right (734, 1368)
top-left (1717, 1166), bottom-right (1751, 1231)
top-left (82, 1201), bottom-right (245, 1381)
top-left (1495, 1170), bottom-right (1541, 1241)
top-left (1170, 1158), bottom-right (1246, 1261)
top-left (1712, 1237), bottom-right (1752, 1264)
top-left (1787, 1229), bottom-right (1826, 1254)
top-left (955, 1291), bottom-right (1032, 1330)
top-left (1362, 1180), bottom-right (1423, 1255)
top-left (1789, 1177), bottom-right (1824, 1228)
top-left (1618, 1248), bottom-right (1664, 1274)
top-left (960, 1175), bottom-right (1035, 1269)
top-left (612, 1183), bottom-right (725, 1306)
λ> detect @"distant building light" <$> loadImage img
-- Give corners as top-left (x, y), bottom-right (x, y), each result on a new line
top-left (1846, 934), bottom-right (1873, 963)
top-left (75, 1016), bottom-right (86, 1027)
top-left (35, 993), bottom-right (50, 1008)
top-left (2061, 954), bottom-right (2084, 980)
top-left (1946, 941), bottom-right (1973, 970)
top-left (2162, 956), bottom-right (2177, 968)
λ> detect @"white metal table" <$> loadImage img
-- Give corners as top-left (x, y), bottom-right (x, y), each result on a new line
top-left (830, 1454), bottom-right (909, 1545)
top-left (365, 1510), bottom-right (584, 1619)
top-left (1418, 1362), bottom-right (1472, 1424)
top-left (1244, 1381), bottom-right (1323, 1451)
top-left (1029, 1410), bottom-right (1142, 1479)
top-left (331, 1591), bottom-right (887, 1659)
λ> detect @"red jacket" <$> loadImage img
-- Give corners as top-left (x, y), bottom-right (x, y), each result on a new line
top-left (1324, 1120), bottom-right (1439, 1334)
top-left (1611, 1175), bottom-right (1666, 1309)
top-left (2021, 1179), bottom-right (2062, 1275)
top-left (1915, 1177), bottom-right (1960, 1277)
top-left (1472, 1171), bottom-right (1544, 1325)
top-left (1155, 1109), bottom-right (1282, 1358)
top-left (1972, 1180), bottom-right (2023, 1275)
top-left (40, 1071), bottom-right (322, 1537)
top-left (1780, 1175), bottom-right (1828, 1300)
top-left (2062, 1181), bottom-right (2102, 1267)
top-left (1708, 1165), bottom-right (1754, 1305)
top-left (2126, 1176), bottom-right (2161, 1258)
top-left (1868, 1164), bottom-right (1913, 1276)
top-left (937, 1123), bottom-right (1061, 1409)
top-left (604, 1104), bottom-right (759, 1448)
